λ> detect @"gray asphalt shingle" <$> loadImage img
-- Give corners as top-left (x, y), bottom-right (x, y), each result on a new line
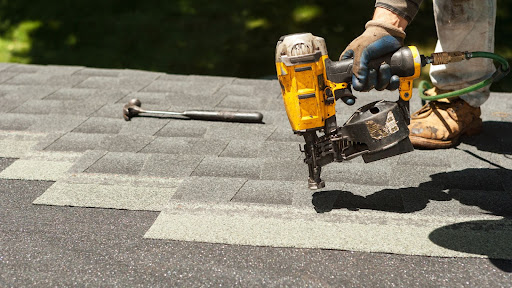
top-left (219, 140), bottom-right (302, 160)
top-left (231, 78), bottom-right (281, 95)
top-left (45, 133), bottom-right (107, 152)
top-left (91, 103), bottom-right (125, 118)
top-left (76, 76), bottom-right (153, 91)
top-left (73, 117), bottom-right (125, 134)
top-left (117, 92), bottom-right (171, 107)
top-left (4, 64), bottom-right (42, 73)
top-left (231, 180), bottom-right (295, 205)
top-left (154, 120), bottom-right (208, 138)
top-left (3, 62), bottom-right (512, 272)
top-left (0, 98), bottom-right (25, 113)
top-left (204, 122), bottom-right (275, 141)
top-left (0, 85), bottom-right (58, 100)
top-left (36, 65), bottom-right (85, 75)
top-left (257, 111), bottom-right (288, 126)
top-left (118, 117), bottom-right (170, 136)
top-left (0, 113), bottom-right (38, 130)
top-left (192, 156), bottom-right (263, 179)
top-left (140, 137), bottom-right (228, 156)
top-left (321, 162), bottom-right (393, 187)
top-left (214, 84), bottom-right (257, 97)
top-left (263, 98), bottom-right (287, 112)
top-left (140, 154), bottom-right (204, 178)
top-left (0, 157), bottom-right (17, 173)
top-left (73, 67), bottom-right (122, 77)
top-left (187, 75), bottom-right (235, 85)
top-left (216, 95), bottom-right (269, 110)
top-left (12, 99), bottom-right (104, 116)
top-left (1, 63), bottom-right (511, 220)
top-left (165, 93), bottom-right (226, 109)
top-left (46, 88), bottom-right (127, 103)
top-left (172, 176), bottom-right (246, 202)
top-left (6, 73), bottom-right (88, 87)
top-left (142, 80), bottom-right (225, 96)
top-left (267, 126), bottom-right (304, 142)
top-left (260, 159), bottom-right (308, 181)
top-left (68, 150), bottom-right (108, 174)
top-left (85, 152), bottom-right (148, 175)
top-left (27, 114), bottom-right (88, 133)
top-left (0, 72), bottom-right (18, 84)
top-left (97, 134), bottom-right (156, 153)
top-left (388, 165), bottom-right (445, 189)
top-left (397, 149), bottom-right (452, 168)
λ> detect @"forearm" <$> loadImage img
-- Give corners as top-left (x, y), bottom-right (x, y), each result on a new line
top-left (373, 7), bottom-right (409, 31)
top-left (375, 0), bottom-right (423, 23)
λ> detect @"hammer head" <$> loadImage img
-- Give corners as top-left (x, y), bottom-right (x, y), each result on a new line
top-left (122, 99), bottom-right (143, 121)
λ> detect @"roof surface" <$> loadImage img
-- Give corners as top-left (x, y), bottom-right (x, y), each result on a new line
top-left (0, 63), bottom-right (511, 264)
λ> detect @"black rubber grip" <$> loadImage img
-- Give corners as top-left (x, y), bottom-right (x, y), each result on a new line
top-left (182, 111), bottom-right (264, 123)
top-left (325, 47), bottom-right (416, 84)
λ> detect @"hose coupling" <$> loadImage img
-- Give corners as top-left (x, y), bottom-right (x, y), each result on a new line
top-left (423, 51), bottom-right (472, 66)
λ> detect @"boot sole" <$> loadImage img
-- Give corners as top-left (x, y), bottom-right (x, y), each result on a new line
top-left (409, 135), bottom-right (459, 149)
top-left (409, 118), bottom-right (483, 150)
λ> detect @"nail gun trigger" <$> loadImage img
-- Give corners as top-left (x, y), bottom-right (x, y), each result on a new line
top-left (324, 87), bottom-right (335, 105)
top-left (334, 86), bottom-right (356, 106)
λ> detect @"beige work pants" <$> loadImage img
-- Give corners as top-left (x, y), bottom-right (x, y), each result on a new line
top-left (430, 0), bottom-right (496, 107)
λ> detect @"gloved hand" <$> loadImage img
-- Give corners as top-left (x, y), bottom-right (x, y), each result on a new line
top-left (341, 20), bottom-right (406, 92)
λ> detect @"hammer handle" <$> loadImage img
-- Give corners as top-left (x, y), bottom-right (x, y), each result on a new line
top-left (183, 110), bottom-right (263, 123)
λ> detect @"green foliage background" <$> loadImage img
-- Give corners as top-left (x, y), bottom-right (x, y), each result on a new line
top-left (0, 0), bottom-right (510, 90)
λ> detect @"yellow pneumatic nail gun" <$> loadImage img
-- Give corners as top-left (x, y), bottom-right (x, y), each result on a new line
top-left (276, 33), bottom-right (510, 190)
top-left (275, 33), bottom-right (424, 190)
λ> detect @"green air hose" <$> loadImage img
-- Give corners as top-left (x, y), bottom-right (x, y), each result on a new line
top-left (418, 51), bottom-right (510, 101)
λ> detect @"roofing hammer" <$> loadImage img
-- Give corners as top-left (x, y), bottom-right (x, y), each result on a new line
top-left (123, 99), bottom-right (264, 123)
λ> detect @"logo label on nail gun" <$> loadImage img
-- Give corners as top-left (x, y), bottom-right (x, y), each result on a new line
top-left (366, 111), bottom-right (399, 140)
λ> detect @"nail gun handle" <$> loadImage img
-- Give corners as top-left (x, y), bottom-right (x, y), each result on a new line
top-left (325, 46), bottom-right (420, 84)
top-left (183, 111), bottom-right (264, 123)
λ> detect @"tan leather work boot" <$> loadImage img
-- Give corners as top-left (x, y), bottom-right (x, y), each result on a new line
top-left (408, 88), bottom-right (482, 149)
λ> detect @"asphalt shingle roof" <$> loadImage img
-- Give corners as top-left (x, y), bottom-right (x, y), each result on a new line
top-left (0, 62), bottom-right (511, 259)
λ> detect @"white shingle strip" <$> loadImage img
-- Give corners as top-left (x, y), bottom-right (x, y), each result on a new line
top-left (0, 140), bottom-right (40, 158)
top-left (62, 173), bottom-right (182, 188)
top-left (0, 159), bottom-right (74, 181)
top-left (33, 181), bottom-right (180, 211)
top-left (0, 130), bottom-right (50, 158)
top-left (145, 201), bottom-right (511, 259)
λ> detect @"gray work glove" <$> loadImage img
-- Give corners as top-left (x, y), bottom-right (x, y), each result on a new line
top-left (341, 20), bottom-right (406, 92)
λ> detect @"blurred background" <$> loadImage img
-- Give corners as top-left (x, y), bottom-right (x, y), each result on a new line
top-left (0, 0), bottom-right (510, 90)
